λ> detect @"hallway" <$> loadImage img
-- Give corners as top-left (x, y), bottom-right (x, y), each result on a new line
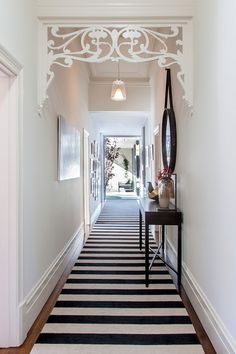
top-left (31, 200), bottom-right (204, 353)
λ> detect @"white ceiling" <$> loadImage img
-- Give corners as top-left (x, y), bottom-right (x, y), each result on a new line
top-left (89, 61), bottom-right (150, 82)
top-left (90, 111), bottom-right (148, 135)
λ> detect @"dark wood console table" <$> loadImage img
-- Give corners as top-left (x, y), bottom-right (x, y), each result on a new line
top-left (138, 198), bottom-right (182, 289)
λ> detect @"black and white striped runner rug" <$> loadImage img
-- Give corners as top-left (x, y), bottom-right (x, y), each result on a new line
top-left (31, 200), bottom-right (204, 353)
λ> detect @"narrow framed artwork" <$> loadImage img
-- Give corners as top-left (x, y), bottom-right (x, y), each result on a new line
top-left (58, 115), bottom-right (80, 181)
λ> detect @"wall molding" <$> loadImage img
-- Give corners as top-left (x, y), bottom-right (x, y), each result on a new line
top-left (0, 44), bottom-right (22, 75)
top-left (0, 44), bottom-right (23, 347)
top-left (165, 239), bottom-right (236, 353)
top-left (20, 223), bottom-right (84, 340)
top-left (36, 0), bottom-right (193, 19)
top-left (182, 263), bottom-right (236, 354)
top-left (38, 20), bottom-right (193, 112)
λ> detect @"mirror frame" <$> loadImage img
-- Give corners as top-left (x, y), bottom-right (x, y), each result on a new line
top-left (161, 108), bottom-right (177, 172)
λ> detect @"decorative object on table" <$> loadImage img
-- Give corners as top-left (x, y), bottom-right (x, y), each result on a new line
top-left (147, 181), bottom-right (159, 201)
top-left (161, 68), bottom-right (177, 173)
top-left (157, 167), bottom-right (174, 208)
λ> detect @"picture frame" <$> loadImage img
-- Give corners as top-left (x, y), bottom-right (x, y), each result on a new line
top-left (57, 115), bottom-right (80, 181)
top-left (90, 155), bottom-right (100, 200)
top-left (145, 145), bottom-right (150, 168)
top-left (91, 140), bottom-right (99, 159)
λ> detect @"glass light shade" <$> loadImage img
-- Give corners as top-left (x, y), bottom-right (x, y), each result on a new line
top-left (111, 79), bottom-right (126, 101)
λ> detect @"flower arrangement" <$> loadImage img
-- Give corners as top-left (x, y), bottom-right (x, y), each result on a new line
top-left (157, 166), bottom-right (174, 204)
top-left (157, 166), bottom-right (172, 182)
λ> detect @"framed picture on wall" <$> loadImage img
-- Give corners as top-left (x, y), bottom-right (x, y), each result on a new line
top-left (58, 115), bottom-right (80, 181)
top-left (145, 145), bottom-right (150, 168)
top-left (91, 140), bottom-right (99, 159)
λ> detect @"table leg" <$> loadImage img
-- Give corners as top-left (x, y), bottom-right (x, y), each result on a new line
top-left (145, 219), bottom-right (149, 287)
top-left (139, 209), bottom-right (142, 251)
top-left (162, 225), bottom-right (165, 258)
top-left (177, 224), bottom-right (182, 289)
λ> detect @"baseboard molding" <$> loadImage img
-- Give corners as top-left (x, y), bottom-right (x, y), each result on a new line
top-left (20, 223), bottom-right (84, 341)
top-left (90, 202), bottom-right (102, 226)
top-left (182, 263), bottom-right (236, 354)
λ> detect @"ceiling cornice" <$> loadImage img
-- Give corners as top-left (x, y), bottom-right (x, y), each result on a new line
top-left (37, 0), bottom-right (193, 19)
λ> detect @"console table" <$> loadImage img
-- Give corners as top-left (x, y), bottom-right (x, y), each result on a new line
top-left (138, 198), bottom-right (183, 289)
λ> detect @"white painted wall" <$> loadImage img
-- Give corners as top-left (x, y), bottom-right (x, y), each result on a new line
top-left (0, 0), bottom-right (37, 346)
top-left (23, 59), bottom-right (102, 331)
top-left (155, 1), bottom-right (236, 352)
top-left (89, 82), bottom-right (150, 112)
top-left (0, 1), bottom-right (102, 346)
top-left (25, 61), bottom-right (86, 295)
top-left (149, 61), bottom-right (166, 185)
top-left (2, 0), bottom-right (235, 351)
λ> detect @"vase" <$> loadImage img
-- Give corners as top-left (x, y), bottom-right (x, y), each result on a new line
top-left (158, 179), bottom-right (171, 208)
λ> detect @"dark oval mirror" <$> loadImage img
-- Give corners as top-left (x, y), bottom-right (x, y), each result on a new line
top-left (161, 108), bottom-right (177, 172)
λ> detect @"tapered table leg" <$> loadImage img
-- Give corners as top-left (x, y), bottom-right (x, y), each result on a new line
top-left (162, 225), bottom-right (165, 258)
top-left (145, 218), bottom-right (149, 287)
top-left (139, 209), bottom-right (142, 251)
top-left (177, 224), bottom-right (182, 289)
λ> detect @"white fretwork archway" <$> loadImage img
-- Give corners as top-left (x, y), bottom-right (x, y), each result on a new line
top-left (38, 21), bottom-right (193, 112)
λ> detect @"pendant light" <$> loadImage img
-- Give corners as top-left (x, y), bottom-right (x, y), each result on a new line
top-left (111, 61), bottom-right (126, 101)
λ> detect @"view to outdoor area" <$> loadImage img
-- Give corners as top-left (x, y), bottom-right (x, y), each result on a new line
top-left (104, 136), bottom-right (140, 199)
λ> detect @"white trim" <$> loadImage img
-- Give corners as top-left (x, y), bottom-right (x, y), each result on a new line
top-left (91, 203), bottom-right (102, 226)
top-left (166, 240), bottom-right (236, 353)
top-left (36, 0), bottom-right (193, 19)
top-left (83, 129), bottom-right (90, 230)
top-left (0, 44), bottom-right (22, 76)
top-left (0, 45), bottom-right (23, 347)
top-left (20, 223), bottom-right (84, 340)
top-left (37, 20), bottom-right (193, 110)
top-left (182, 263), bottom-right (236, 354)
top-left (37, 19), bottom-right (49, 115)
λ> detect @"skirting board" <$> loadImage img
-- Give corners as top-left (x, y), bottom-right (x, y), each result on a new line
top-left (20, 223), bottom-right (84, 343)
top-left (182, 263), bottom-right (236, 354)
top-left (166, 239), bottom-right (235, 353)
top-left (90, 202), bottom-right (102, 226)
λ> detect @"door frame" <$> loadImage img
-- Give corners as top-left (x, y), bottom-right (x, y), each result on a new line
top-left (83, 129), bottom-right (90, 237)
top-left (0, 44), bottom-right (23, 346)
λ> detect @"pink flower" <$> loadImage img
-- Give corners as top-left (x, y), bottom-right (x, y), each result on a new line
top-left (157, 166), bottom-right (172, 182)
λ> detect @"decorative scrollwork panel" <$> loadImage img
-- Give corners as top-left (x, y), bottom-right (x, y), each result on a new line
top-left (38, 23), bottom-right (193, 112)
